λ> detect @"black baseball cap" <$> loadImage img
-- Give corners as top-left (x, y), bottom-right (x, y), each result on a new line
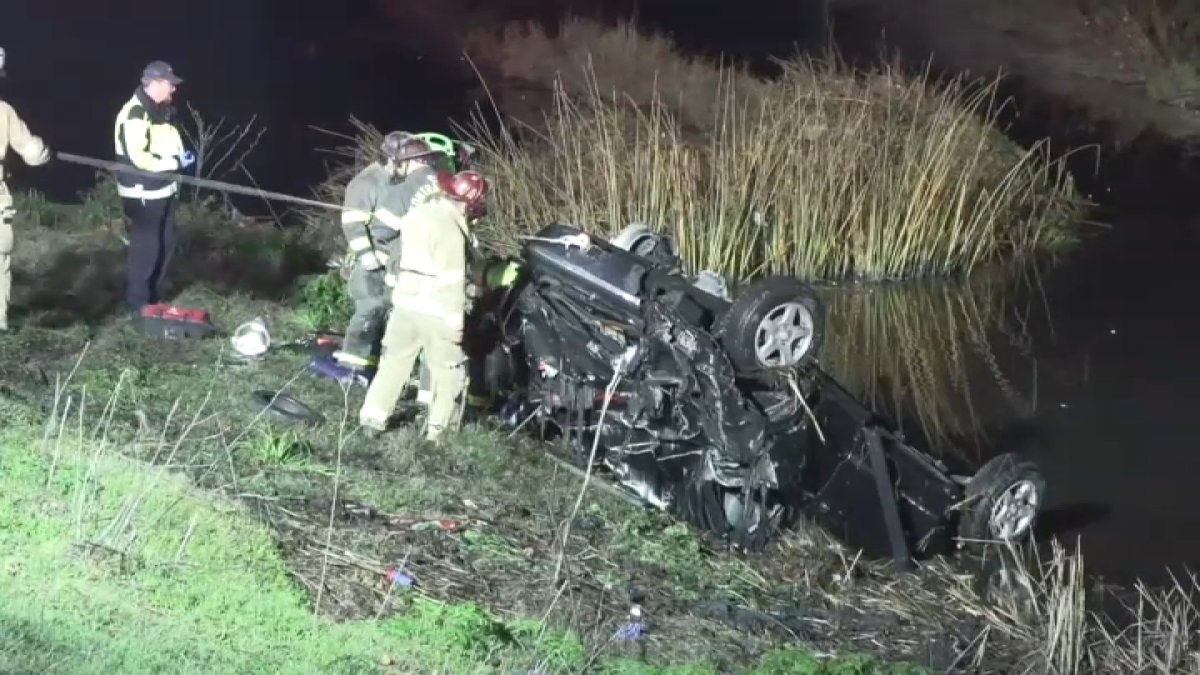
top-left (142, 60), bottom-right (183, 85)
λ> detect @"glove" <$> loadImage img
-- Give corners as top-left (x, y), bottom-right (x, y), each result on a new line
top-left (178, 150), bottom-right (196, 169)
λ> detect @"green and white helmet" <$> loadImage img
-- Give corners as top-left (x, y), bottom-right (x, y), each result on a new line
top-left (415, 132), bottom-right (455, 159)
top-left (414, 132), bottom-right (478, 171)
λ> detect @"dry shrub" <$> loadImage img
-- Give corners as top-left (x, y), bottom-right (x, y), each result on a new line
top-left (306, 19), bottom-right (1085, 281)
top-left (942, 541), bottom-right (1200, 674)
top-left (771, 524), bottom-right (1200, 673)
top-left (298, 118), bottom-right (386, 259)
top-left (460, 19), bottom-right (1087, 282)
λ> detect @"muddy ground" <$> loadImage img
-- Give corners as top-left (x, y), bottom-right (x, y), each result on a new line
top-left (0, 204), bottom-right (1042, 673)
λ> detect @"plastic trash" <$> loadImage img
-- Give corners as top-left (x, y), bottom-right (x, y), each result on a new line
top-left (385, 565), bottom-right (415, 587)
top-left (231, 317), bottom-right (271, 357)
top-left (613, 605), bottom-right (644, 641)
top-left (308, 355), bottom-right (371, 387)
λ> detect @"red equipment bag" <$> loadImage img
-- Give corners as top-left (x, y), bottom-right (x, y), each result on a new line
top-left (137, 303), bottom-right (217, 339)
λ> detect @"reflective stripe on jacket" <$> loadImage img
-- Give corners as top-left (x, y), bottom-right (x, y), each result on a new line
top-left (341, 164), bottom-right (440, 258)
top-left (113, 89), bottom-right (184, 200)
top-left (340, 163), bottom-right (390, 254)
top-left (383, 197), bottom-right (469, 327)
top-left (367, 166), bottom-right (440, 243)
top-left (0, 100), bottom-right (50, 185)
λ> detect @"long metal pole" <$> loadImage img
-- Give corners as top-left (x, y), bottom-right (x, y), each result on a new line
top-left (55, 152), bottom-right (346, 212)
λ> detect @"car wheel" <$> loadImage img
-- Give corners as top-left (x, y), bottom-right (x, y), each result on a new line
top-left (673, 477), bottom-right (781, 552)
top-left (957, 453), bottom-right (1045, 547)
top-left (717, 276), bottom-right (826, 375)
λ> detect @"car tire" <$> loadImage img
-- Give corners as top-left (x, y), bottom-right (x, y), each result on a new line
top-left (956, 453), bottom-right (1045, 548)
top-left (673, 478), bottom-right (781, 552)
top-left (716, 276), bottom-right (826, 375)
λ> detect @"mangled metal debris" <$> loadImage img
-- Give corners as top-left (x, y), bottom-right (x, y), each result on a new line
top-left (479, 222), bottom-right (1047, 568)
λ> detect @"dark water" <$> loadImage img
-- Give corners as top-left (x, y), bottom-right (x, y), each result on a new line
top-left (6, 1), bottom-right (1199, 586)
top-left (814, 1), bottom-right (1200, 587)
top-left (822, 210), bottom-right (1200, 588)
top-left (992, 214), bottom-right (1200, 587)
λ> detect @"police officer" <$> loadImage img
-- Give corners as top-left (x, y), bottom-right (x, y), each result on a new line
top-left (333, 132), bottom-right (441, 376)
top-left (358, 169), bottom-right (490, 442)
top-left (113, 60), bottom-right (194, 314)
top-left (0, 46), bottom-right (51, 331)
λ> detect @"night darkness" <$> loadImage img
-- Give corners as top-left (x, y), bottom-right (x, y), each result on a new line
top-left (2, 0), bottom-right (822, 207)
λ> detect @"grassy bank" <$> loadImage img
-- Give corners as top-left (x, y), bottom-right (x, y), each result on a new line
top-left (1, 187), bottom-right (1196, 673)
top-left (2, 188), bottom-right (933, 673)
top-left (1, 408), bottom-right (921, 674)
top-left (305, 18), bottom-right (1088, 283)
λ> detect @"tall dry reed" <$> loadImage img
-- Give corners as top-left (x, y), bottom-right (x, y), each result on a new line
top-left (943, 540), bottom-right (1200, 674)
top-left (308, 19), bottom-right (1086, 281)
top-left (456, 21), bottom-right (1086, 281)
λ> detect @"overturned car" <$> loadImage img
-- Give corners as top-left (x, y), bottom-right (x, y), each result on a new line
top-left (477, 222), bottom-right (1046, 566)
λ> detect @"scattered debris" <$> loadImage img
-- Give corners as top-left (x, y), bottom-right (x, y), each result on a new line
top-left (137, 303), bottom-right (217, 339)
top-left (613, 604), bottom-right (645, 641)
top-left (230, 317), bottom-right (271, 358)
top-left (250, 389), bottom-right (323, 425)
top-left (385, 565), bottom-right (416, 588)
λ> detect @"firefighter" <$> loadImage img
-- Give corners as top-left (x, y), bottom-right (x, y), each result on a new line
top-left (462, 256), bottom-right (523, 410)
top-left (358, 169), bottom-right (490, 442)
top-left (332, 132), bottom-right (441, 377)
top-left (113, 60), bottom-right (193, 314)
top-left (0, 46), bottom-right (52, 331)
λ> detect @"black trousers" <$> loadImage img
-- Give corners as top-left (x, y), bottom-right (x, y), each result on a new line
top-left (122, 196), bottom-right (177, 311)
top-left (338, 262), bottom-right (391, 365)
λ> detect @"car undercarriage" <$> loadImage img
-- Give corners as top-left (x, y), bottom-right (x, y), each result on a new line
top-left (478, 222), bottom-right (1046, 567)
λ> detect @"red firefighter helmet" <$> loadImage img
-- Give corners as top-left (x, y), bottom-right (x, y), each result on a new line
top-left (436, 170), bottom-right (489, 210)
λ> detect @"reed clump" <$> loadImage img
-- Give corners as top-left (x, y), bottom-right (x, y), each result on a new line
top-left (309, 19), bottom-right (1086, 281)
top-left (457, 19), bottom-right (1087, 282)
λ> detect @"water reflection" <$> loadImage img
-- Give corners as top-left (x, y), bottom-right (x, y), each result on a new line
top-left (816, 265), bottom-right (1047, 462)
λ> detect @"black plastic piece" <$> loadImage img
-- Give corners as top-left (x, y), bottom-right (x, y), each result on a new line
top-left (251, 390), bottom-right (323, 424)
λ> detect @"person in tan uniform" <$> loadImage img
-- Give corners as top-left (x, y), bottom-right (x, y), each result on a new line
top-left (333, 131), bottom-right (441, 375)
top-left (0, 47), bottom-right (52, 331)
top-left (358, 169), bottom-right (490, 442)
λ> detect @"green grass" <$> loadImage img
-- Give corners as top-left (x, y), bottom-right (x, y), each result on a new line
top-left (0, 407), bottom-right (929, 674)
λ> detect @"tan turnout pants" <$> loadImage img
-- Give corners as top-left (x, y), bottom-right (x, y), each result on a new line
top-left (0, 186), bottom-right (14, 330)
top-left (359, 307), bottom-right (467, 441)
